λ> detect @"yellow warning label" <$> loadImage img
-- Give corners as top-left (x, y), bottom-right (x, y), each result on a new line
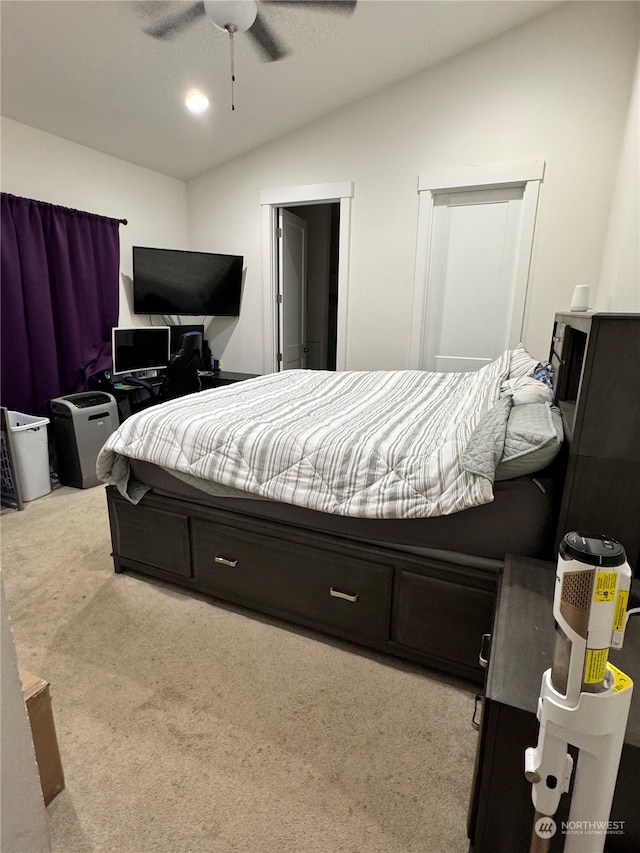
top-left (613, 590), bottom-right (629, 631)
top-left (607, 662), bottom-right (634, 693)
top-left (594, 571), bottom-right (617, 602)
top-left (584, 648), bottom-right (608, 683)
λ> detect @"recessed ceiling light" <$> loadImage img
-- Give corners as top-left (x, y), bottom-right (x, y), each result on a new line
top-left (185, 91), bottom-right (210, 114)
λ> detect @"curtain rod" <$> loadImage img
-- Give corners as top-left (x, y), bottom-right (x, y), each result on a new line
top-left (2, 192), bottom-right (127, 225)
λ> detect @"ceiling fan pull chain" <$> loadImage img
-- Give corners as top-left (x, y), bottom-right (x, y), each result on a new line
top-left (226, 24), bottom-right (237, 111)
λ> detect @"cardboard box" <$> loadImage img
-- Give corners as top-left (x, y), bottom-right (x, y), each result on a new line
top-left (19, 669), bottom-right (65, 805)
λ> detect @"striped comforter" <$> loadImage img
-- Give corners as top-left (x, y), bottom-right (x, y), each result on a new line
top-left (97, 351), bottom-right (514, 518)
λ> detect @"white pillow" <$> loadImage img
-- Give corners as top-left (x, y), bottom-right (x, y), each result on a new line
top-left (509, 343), bottom-right (540, 379)
top-left (500, 376), bottom-right (555, 405)
top-left (495, 403), bottom-right (563, 481)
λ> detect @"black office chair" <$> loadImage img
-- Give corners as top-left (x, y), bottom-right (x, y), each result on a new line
top-left (155, 331), bottom-right (202, 403)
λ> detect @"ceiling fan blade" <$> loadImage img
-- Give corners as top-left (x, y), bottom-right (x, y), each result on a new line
top-left (246, 10), bottom-right (289, 62)
top-left (264, 0), bottom-right (357, 15)
top-left (144, 1), bottom-right (206, 39)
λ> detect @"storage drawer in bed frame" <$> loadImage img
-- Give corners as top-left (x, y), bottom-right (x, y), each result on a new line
top-left (109, 498), bottom-right (191, 577)
top-left (106, 486), bottom-right (502, 684)
top-left (192, 519), bottom-right (394, 642)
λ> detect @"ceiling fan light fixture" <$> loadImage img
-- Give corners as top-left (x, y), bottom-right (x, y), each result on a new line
top-left (185, 90), bottom-right (211, 114)
top-left (203, 0), bottom-right (258, 34)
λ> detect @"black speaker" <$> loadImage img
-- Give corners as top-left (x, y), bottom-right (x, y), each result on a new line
top-left (88, 370), bottom-right (113, 392)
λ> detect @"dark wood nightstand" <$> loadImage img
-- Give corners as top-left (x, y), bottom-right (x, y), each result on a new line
top-left (468, 555), bottom-right (640, 852)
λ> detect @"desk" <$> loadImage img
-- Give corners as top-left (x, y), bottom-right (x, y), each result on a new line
top-left (112, 381), bottom-right (162, 393)
top-left (198, 371), bottom-right (259, 389)
top-left (111, 372), bottom-right (260, 419)
top-left (111, 378), bottom-right (162, 419)
top-left (468, 555), bottom-right (640, 852)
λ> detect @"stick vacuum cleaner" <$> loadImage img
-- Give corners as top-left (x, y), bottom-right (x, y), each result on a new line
top-left (525, 532), bottom-right (637, 852)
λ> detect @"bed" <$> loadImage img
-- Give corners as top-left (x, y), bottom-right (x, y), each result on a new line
top-left (98, 344), bottom-right (565, 683)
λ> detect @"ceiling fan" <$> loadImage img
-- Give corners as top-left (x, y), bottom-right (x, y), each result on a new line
top-left (144, 0), bottom-right (358, 63)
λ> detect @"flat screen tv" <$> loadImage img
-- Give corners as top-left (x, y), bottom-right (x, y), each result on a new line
top-left (111, 326), bottom-right (170, 375)
top-left (133, 246), bottom-right (243, 316)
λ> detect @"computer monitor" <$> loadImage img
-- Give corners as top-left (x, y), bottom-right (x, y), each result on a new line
top-left (111, 326), bottom-right (170, 376)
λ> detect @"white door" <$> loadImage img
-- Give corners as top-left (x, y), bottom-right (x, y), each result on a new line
top-left (410, 162), bottom-right (543, 374)
top-left (278, 208), bottom-right (307, 370)
top-left (425, 185), bottom-right (527, 372)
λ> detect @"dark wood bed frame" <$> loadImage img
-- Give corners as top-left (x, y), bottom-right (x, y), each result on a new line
top-left (105, 313), bottom-right (640, 685)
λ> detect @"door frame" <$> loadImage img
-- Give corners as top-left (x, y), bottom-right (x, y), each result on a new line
top-left (408, 160), bottom-right (545, 370)
top-left (260, 181), bottom-right (354, 374)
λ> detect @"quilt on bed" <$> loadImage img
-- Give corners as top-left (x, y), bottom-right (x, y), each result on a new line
top-left (97, 350), bottom-right (519, 518)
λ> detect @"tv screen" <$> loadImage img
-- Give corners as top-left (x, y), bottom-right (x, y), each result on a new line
top-left (133, 246), bottom-right (243, 316)
top-left (111, 326), bottom-right (170, 375)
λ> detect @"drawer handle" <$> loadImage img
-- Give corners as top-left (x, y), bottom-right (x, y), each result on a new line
top-left (330, 587), bottom-right (359, 603)
top-left (214, 555), bottom-right (238, 568)
top-left (472, 693), bottom-right (483, 731)
top-left (479, 633), bottom-right (491, 669)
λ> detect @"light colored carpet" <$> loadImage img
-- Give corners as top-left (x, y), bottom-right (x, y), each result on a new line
top-left (2, 485), bottom-right (478, 853)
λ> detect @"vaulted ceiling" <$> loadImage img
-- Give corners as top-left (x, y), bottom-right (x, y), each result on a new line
top-left (1, 1), bottom-right (560, 181)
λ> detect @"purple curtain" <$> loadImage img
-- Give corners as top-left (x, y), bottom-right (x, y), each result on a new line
top-left (1, 194), bottom-right (120, 416)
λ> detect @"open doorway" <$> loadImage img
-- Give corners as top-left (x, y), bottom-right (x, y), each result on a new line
top-left (278, 203), bottom-right (340, 371)
top-left (260, 181), bottom-right (354, 375)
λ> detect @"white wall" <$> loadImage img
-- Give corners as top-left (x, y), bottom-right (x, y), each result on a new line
top-left (187, 1), bottom-right (639, 371)
top-left (0, 118), bottom-right (189, 329)
top-left (0, 576), bottom-right (51, 853)
top-left (1, 3), bottom-right (636, 370)
top-left (596, 48), bottom-right (640, 313)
